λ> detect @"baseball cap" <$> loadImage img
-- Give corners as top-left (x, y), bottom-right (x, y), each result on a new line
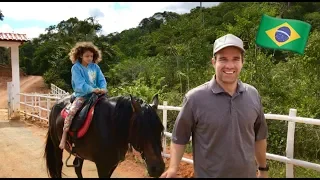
top-left (213, 34), bottom-right (245, 55)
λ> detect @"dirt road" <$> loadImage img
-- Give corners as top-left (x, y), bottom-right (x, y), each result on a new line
top-left (0, 109), bottom-right (148, 178)
top-left (0, 76), bottom-right (50, 108)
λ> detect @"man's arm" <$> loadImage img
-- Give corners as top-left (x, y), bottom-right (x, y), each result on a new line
top-left (168, 143), bottom-right (186, 172)
top-left (168, 96), bottom-right (194, 171)
top-left (161, 96), bottom-right (195, 178)
top-left (255, 139), bottom-right (267, 167)
top-left (254, 95), bottom-right (269, 177)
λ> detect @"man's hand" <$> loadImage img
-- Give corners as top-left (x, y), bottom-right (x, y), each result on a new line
top-left (257, 170), bottom-right (268, 178)
top-left (160, 143), bottom-right (186, 178)
top-left (160, 167), bottom-right (178, 178)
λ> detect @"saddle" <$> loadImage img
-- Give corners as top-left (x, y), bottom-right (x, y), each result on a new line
top-left (60, 93), bottom-right (105, 139)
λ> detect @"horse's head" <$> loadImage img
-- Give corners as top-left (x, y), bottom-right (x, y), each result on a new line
top-left (129, 94), bottom-right (165, 177)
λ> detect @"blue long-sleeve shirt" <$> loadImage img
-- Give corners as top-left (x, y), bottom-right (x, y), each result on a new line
top-left (71, 60), bottom-right (107, 98)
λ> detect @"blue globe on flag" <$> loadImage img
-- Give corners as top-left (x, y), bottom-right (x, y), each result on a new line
top-left (275, 26), bottom-right (291, 42)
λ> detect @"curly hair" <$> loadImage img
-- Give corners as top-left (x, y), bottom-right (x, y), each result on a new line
top-left (69, 41), bottom-right (102, 64)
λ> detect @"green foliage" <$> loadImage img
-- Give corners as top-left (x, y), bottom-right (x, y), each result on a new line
top-left (0, 10), bottom-right (4, 21)
top-left (18, 3), bottom-right (320, 173)
top-left (268, 159), bottom-right (320, 178)
top-left (108, 78), bottom-right (161, 103)
top-left (0, 47), bottom-right (10, 65)
top-left (43, 68), bottom-right (71, 92)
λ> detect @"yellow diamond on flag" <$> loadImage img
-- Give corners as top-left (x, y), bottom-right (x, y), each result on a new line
top-left (265, 22), bottom-right (301, 47)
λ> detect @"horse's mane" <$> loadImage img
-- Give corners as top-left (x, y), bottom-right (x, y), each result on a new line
top-left (110, 96), bottom-right (134, 147)
top-left (110, 95), bottom-right (164, 153)
top-left (132, 101), bottom-right (164, 153)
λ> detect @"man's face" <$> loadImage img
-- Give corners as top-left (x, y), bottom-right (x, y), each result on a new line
top-left (212, 46), bottom-right (243, 85)
top-left (81, 50), bottom-right (94, 65)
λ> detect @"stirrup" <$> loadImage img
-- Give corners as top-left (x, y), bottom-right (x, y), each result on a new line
top-left (65, 143), bottom-right (80, 168)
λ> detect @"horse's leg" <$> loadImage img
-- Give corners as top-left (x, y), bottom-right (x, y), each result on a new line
top-left (73, 157), bottom-right (84, 178)
top-left (95, 161), bottom-right (119, 178)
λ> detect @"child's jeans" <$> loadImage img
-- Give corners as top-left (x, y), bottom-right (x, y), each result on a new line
top-left (63, 97), bottom-right (85, 131)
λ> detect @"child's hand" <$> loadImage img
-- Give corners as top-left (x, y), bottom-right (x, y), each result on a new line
top-left (93, 88), bottom-right (100, 94)
top-left (99, 89), bottom-right (107, 94)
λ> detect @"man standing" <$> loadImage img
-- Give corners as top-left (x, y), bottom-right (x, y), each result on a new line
top-left (160, 34), bottom-right (269, 178)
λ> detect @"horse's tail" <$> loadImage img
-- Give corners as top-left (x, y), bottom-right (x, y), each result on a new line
top-left (44, 104), bottom-right (63, 178)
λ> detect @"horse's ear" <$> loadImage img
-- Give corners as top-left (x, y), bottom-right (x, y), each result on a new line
top-left (151, 94), bottom-right (159, 110)
top-left (130, 94), bottom-right (141, 113)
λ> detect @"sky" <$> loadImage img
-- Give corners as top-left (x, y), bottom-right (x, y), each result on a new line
top-left (0, 2), bottom-right (220, 39)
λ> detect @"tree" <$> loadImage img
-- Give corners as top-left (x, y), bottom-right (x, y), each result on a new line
top-left (18, 3), bottom-right (320, 166)
top-left (0, 10), bottom-right (4, 21)
top-left (0, 9), bottom-right (9, 65)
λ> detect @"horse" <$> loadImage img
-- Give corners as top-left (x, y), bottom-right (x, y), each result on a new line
top-left (43, 93), bottom-right (165, 178)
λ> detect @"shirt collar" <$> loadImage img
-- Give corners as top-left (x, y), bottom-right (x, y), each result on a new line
top-left (209, 75), bottom-right (245, 94)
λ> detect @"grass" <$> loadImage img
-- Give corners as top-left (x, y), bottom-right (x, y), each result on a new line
top-left (268, 159), bottom-right (320, 178)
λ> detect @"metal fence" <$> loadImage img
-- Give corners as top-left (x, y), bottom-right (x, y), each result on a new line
top-left (50, 83), bottom-right (69, 96)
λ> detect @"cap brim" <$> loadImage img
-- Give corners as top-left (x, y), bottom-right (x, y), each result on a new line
top-left (214, 43), bottom-right (245, 54)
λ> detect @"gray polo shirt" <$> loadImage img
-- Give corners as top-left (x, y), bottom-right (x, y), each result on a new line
top-left (171, 77), bottom-right (268, 178)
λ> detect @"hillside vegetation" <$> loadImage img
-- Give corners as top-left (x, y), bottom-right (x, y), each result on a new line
top-left (1, 3), bottom-right (320, 176)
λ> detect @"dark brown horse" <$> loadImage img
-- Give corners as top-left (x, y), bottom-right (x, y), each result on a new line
top-left (44, 94), bottom-right (165, 178)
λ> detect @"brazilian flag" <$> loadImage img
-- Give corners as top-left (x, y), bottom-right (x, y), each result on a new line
top-left (256, 14), bottom-right (311, 55)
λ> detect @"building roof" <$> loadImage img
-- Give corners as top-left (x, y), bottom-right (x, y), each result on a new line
top-left (0, 32), bottom-right (29, 42)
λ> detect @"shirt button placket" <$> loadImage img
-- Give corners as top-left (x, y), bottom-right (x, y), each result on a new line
top-left (230, 98), bottom-right (233, 113)
top-left (230, 96), bottom-right (237, 120)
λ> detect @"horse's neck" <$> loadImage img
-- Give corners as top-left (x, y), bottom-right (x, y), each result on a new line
top-left (111, 102), bottom-right (132, 148)
top-left (106, 96), bottom-right (139, 154)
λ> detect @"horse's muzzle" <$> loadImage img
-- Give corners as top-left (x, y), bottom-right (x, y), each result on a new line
top-left (147, 163), bottom-right (165, 178)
